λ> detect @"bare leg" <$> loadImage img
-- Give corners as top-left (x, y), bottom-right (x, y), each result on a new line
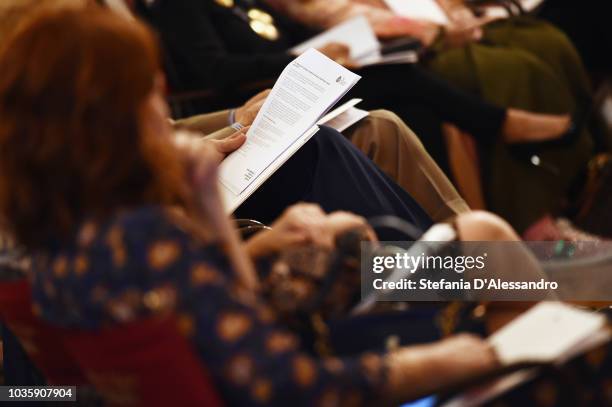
top-left (503, 109), bottom-right (571, 143)
top-left (455, 211), bottom-right (555, 331)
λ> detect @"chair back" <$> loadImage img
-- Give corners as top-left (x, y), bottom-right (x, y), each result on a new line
top-left (61, 316), bottom-right (224, 407)
top-left (0, 279), bottom-right (87, 385)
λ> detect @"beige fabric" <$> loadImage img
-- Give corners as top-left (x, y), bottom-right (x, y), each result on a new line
top-left (176, 109), bottom-right (469, 222)
top-left (345, 110), bottom-right (470, 222)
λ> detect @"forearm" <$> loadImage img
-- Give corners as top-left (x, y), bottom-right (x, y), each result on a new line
top-left (385, 337), bottom-right (499, 403)
top-left (244, 229), bottom-right (276, 260)
top-left (173, 110), bottom-right (232, 134)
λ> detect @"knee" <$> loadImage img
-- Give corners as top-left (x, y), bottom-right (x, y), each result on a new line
top-left (316, 125), bottom-right (346, 145)
top-left (456, 211), bottom-right (520, 241)
top-left (365, 110), bottom-right (422, 149)
top-left (315, 125), bottom-right (359, 157)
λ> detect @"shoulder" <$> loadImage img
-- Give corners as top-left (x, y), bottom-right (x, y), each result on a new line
top-left (110, 205), bottom-right (185, 241)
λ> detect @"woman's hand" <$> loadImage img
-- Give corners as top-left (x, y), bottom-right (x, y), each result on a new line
top-left (187, 138), bottom-right (260, 291)
top-left (235, 89), bottom-right (271, 126)
top-left (317, 42), bottom-right (356, 67)
top-left (175, 128), bottom-right (248, 167)
top-left (442, 5), bottom-right (497, 48)
top-left (206, 130), bottom-right (248, 163)
top-left (386, 334), bottom-right (499, 403)
top-left (245, 203), bottom-right (374, 259)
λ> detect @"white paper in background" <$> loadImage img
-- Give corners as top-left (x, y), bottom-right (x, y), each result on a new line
top-left (290, 16), bottom-right (380, 61)
top-left (219, 48), bottom-right (360, 197)
top-left (317, 98), bottom-right (362, 125)
top-left (483, 0), bottom-right (545, 19)
top-left (323, 108), bottom-right (369, 133)
top-left (385, 0), bottom-right (449, 25)
top-left (489, 302), bottom-right (608, 366)
top-left (291, 16), bottom-right (419, 67)
top-left (357, 50), bottom-right (419, 67)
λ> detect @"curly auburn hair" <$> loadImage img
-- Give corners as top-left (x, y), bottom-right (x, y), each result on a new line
top-left (0, 5), bottom-right (189, 249)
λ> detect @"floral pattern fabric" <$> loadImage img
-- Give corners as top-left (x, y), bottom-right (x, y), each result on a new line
top-left (32, 206), bottom-right (386, 406)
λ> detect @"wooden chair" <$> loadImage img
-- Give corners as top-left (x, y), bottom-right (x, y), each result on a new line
top-left (443, 124), bottom-right (487, 210)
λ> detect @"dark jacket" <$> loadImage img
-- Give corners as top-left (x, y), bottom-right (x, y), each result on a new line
top-left (136, 0), bottom-right (313, 107)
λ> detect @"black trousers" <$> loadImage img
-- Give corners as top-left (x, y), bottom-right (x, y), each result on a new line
top-left (347, 64), bottom-right (506, 175)
top-left (234, 126), bottom-right (434, 240)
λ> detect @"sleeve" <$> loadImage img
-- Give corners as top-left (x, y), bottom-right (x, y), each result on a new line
top-left (122, 209), bottom-right (388, 406)
top-left (152, 0), bottom-right (294, 90)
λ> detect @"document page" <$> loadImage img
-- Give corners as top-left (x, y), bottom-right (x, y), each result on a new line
top-left (443, 303), bottom-right (610, 407)
top-left (488, 302), bottom-right (609, 366)
top-left (221, 125), bottom-right (320, 214)
top-left (219, 49), bottom-right (360, 202)
top-left (290, 16), bottom-right (379, 62)
top-left (291, 16), bottom-right (418, 67)
top-left (385, 0), bottom-right (449, 25)
top-left (322, 107), bottom-right (369, 133)
top-left (358, 50), bottom-right (419, 67)
top-left (317, 98), bottom-right (361, 124)
top-left (221, 99), bottom-right (368, 214)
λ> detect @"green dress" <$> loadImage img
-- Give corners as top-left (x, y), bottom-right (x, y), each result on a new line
top-left (427, 17), bottom-right (593, 232)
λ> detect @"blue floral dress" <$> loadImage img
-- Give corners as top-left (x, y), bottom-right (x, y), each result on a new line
top-left (31, 206), bottom-right (386, 406)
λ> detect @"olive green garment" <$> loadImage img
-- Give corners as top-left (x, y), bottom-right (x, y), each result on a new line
top-left (427, 17), bottom-right (593, 232)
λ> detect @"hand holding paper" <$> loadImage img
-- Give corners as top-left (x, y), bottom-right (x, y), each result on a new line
top-left (218, 49), bottom-right (362, 212)
top-left (443, 303), bottom-right (610, 407)
top-left (291, 16), bottom-right (418, 68)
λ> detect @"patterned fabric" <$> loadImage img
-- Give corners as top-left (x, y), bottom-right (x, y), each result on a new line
top-left (31, 206), bottom-right (386, 406)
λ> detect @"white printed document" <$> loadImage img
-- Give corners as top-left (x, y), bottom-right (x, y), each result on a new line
top-left (385, 0), bottom-right (449, 25)
top-left (291, 16), bottom-right (418, 68)
top-left (443, 303), bottom-right (610, 407)
top-left (219, 49), bottom-right (361, 213)
top-left (489, 302), bottom-right (610, 366)
top-left (318, 98), bottom-right (369, 133)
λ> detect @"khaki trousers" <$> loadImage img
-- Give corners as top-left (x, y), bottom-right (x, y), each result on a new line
top-left (345, 110), bottom-right (469, 222)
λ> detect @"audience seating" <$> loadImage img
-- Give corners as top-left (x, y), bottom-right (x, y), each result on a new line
top-left (60, 316), bottom-right (224, 407)
top-left (443, 124), bottom-right (487, 210)
top-left (0, 279), bottom-right (87, 385)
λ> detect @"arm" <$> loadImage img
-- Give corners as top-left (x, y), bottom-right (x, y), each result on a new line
top-left (123, 211), bottom-right (498, 405)
top-left (173, 88), bottom-right (271, 139)
top-left (266, 0), bottom-right (440, 43)
top-left (174, 110), bottom-right (233, 135)
top-left (126, 211), bottom-right (386, 405)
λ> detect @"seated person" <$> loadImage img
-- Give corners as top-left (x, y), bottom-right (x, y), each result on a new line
top-left (2, 8), bottom-right (610, 406)
top-left (0, 7), bottom-right (535, 405)
top-left (123, 0), bottom-right (591, 233)
top-left (174, 91), bottom-right (470, 223)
